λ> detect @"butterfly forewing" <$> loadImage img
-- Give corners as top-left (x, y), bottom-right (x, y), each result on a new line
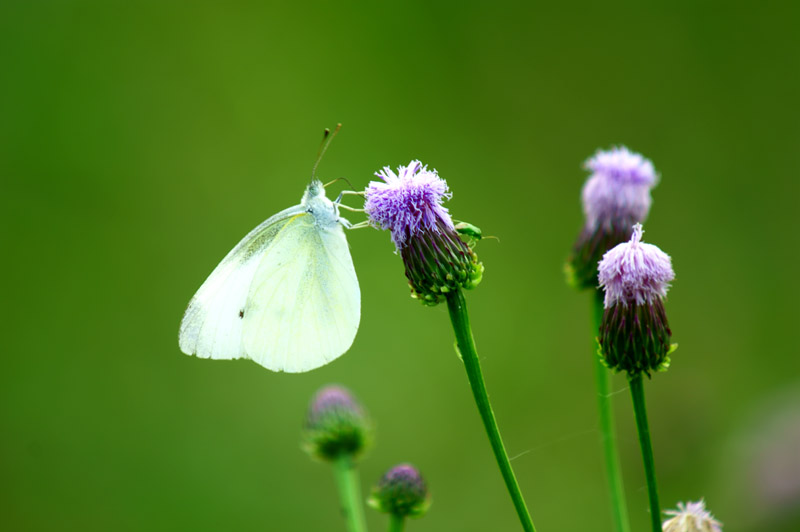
top-left (178, 206), bottom-right (306, 360)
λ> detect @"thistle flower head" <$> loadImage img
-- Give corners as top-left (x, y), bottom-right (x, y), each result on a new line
top-left (302, 385), bottom-right (371, 462)
top-left (662, 500), bottom-right (723, 532)
top-left (368, 463), bottom-right (431, 518)
top-left (598, 224), bottom-right (674, 309)
top-left (365, 161), bottom-right (483, 305)
top-left (365, 160), bottom-right (454, 249)
top-left (567, 146), bottom-right (658, 290)
top-left (597, 224), bottom-right (675, 376)
top-left (583, 146), bottom-right (658, 229)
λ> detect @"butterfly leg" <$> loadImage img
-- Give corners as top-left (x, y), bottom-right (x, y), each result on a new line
top-left (338, 204), bottom-right (365, 213)
top-left (346, 221), bottom-right (371, 230)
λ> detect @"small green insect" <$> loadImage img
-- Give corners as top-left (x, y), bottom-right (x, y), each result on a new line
top-left (455, 221), bottom-right (499, 248)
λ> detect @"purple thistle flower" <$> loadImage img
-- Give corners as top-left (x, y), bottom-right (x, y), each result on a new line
top-left (582, 146), bottom-right (657, 230)
top-left (365, 160), bottom-right (454, 250)
top-left (598, 224), bottom-right (674, 309)
top-left (365, 161), bottom-right (483, 305)
top-left (567, 146), bottom-right (659, 291)
top-left (306, 385), bottom-right (363, 426)
top-left (368, 463), bottom-right (431, 518)
top-left (662, 500), bottom-right (723, 532)
top-left (302, 385), bottom-right (371, 461)
top-left (597, 224), bottom-right (675, 376)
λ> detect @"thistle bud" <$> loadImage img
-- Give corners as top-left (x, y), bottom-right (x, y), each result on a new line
top-left (365, 160), bottom-right (483, 306)
top-left (597, 224), bottom-right (675, 376)
top-left (302, 385), bottom-right (371, 462)
top-left (662, 500), bottom-right (722, 532)
top-left (567, 147), bottom-right (658, 290)
top-left (368, 463), bottom-right (431, 518)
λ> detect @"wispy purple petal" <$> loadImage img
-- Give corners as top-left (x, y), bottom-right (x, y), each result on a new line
top-left (364, 160), bottom-right (454, 249)
top-left (582, 146), bottom-right (658, 229)
top-left (598, 224), bottom-right (674, 308)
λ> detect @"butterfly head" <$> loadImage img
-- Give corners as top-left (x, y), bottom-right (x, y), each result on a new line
top-left (303, 179), bottom-right (326, 202)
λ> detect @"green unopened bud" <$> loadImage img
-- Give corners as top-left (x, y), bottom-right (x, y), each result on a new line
top-left (302, 385), bottom-right (371, 462)
top-left (368, 463), bottom-right (431, 518)
top-left (402, 219), bottom-right (484, 307)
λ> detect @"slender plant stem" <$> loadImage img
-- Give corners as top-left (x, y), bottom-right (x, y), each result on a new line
top-left (629, 374), bottom-right (661, 532)
top-left (333, 455), bottom-right (368, 532)
top-left (445, 288), bottom-right (536, 532)
top-left (591, 292), bottom-right (631, 532)
top-left (388, 514), bottom-right (404, 532)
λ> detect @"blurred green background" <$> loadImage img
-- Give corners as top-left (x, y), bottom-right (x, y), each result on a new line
top-left (2, 1), bottom-right (799, 530)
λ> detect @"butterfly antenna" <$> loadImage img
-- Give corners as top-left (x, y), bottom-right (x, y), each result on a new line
top-left (312, 123), bottom-right (341, 180)
top-left (324, 176), bottom-right (356, 190)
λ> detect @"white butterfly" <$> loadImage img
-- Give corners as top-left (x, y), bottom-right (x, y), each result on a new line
top-left (179, 180), bottom-right (360, 372)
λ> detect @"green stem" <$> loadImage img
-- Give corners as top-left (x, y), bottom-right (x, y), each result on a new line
top-left (591, 293), bottom-right (631, 532)
top-left (388, 514), bottom-right (404, 532)
top-left (445, 289), bottom-right (537, 532)
top-left (333, 455), bottom-right (368, 532)
top-left (629, 374), bottom-right (661, 532)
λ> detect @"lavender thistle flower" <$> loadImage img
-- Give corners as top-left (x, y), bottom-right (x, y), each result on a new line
top-left (302, 385), bottom-right (371, 462)
top-left (662, 500), bottom-right (723, 532)
top-left (368, 463), bottom-right (431, 518)
top-left (598, 224), bottom-right (675, 376)
top-left (365, 160), bottom-right (483, 305)
top-left (367, 161), bottom-right (537, 531)
top-left (567, 146), bottom-right (659, 290)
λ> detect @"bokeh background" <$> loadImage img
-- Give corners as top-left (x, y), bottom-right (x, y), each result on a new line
top-left (2, 1), bottom-right (799, 531)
